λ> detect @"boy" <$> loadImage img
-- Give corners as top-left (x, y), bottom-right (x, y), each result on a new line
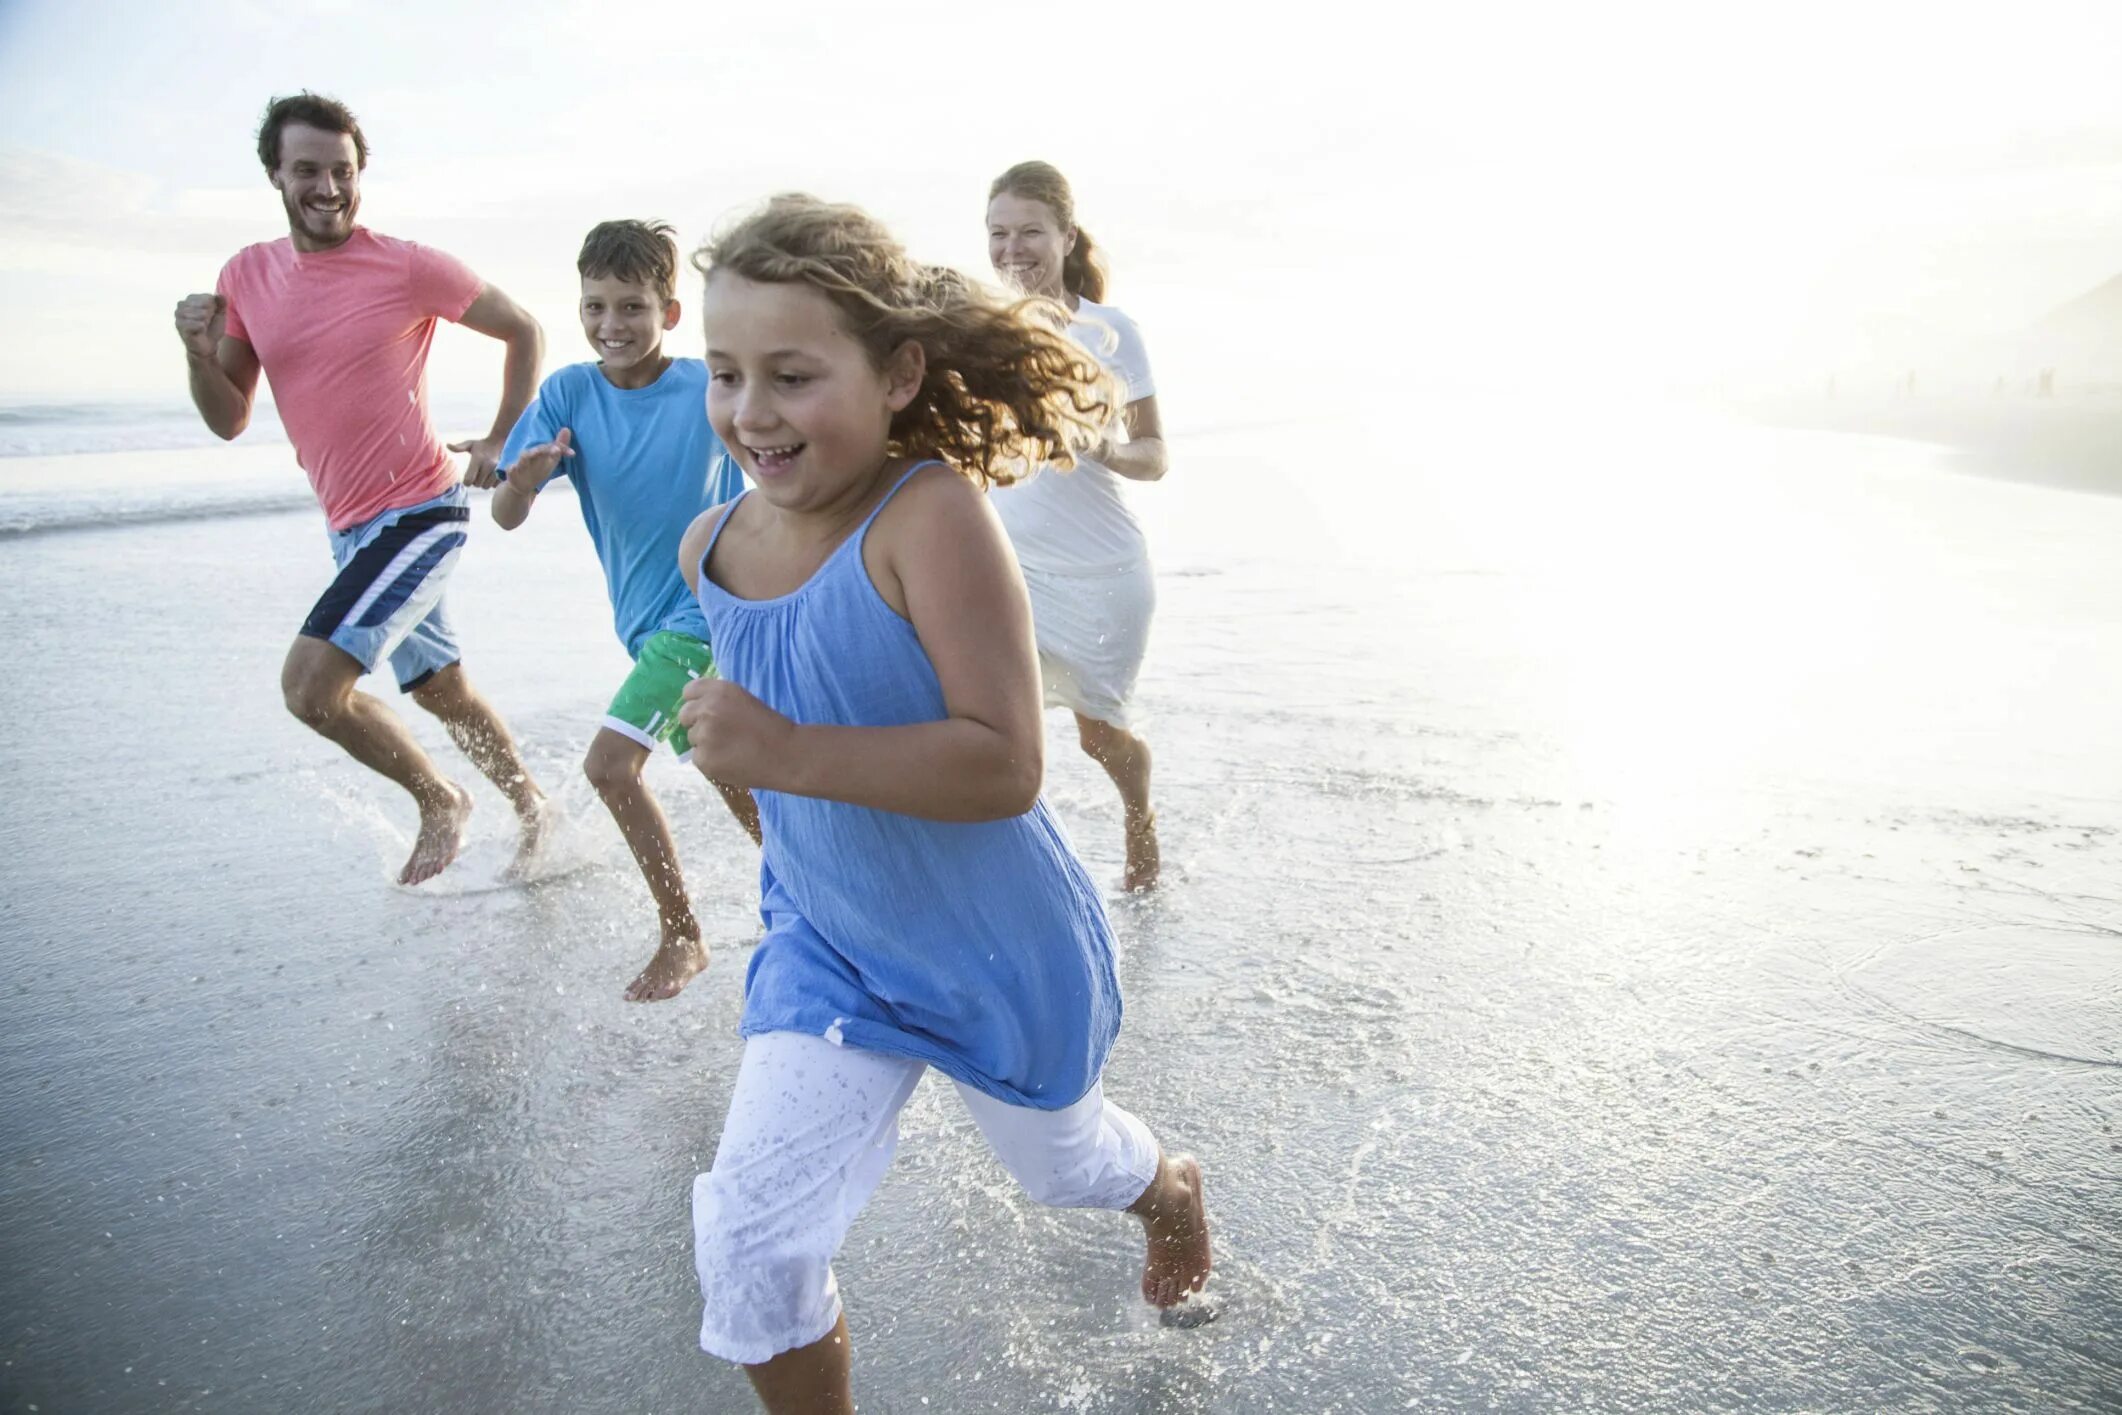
top-left (494, 220), bottom-right (759, 1002)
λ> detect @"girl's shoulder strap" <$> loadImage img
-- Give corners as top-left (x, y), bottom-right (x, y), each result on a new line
top-left (855, 459), bottom-right (944, 535)
top-left (694, 489), bottom-right (751, 589)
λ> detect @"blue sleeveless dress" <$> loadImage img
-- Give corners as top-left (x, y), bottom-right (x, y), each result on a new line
top-left (695, 463), bottom-right (1122, 1109)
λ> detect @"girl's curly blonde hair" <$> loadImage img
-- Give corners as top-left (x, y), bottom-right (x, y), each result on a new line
top-left (692, 194), bottom-right (1118, 489)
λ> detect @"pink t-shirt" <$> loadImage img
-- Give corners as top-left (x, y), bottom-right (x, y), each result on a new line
top-left (216, 228), bottom-right (483, 531)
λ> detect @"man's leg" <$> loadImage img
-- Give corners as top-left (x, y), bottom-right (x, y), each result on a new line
top-left (406, 663), bottom-right (550, 876)
top-left (281, 635), bottom-right (471, 886)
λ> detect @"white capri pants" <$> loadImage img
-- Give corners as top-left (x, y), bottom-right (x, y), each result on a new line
top-left (693, 1030), bottom-right (1160, 1365)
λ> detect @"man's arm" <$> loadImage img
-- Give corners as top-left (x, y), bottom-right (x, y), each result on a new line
top-left (173, 294), bottom-right (260, 441)
top-left (449, 284), bottom-right (544, 488)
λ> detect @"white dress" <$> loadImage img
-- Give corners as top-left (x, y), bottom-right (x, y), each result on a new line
top-left (991, 297), bottom-right (1157, 729)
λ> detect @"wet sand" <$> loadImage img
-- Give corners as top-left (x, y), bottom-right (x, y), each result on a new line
top-left (2, 406), bottom-right (2118, 1411)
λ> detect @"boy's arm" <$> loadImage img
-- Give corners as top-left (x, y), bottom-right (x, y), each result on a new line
top-left (449, 283), bottom-right (544, 488)
top-left (174, 294), bottom-right (260, 440)
top-left (678, 470), bottom-right (1043, 822)
top-left (491, 427), bottom-right (573, 530)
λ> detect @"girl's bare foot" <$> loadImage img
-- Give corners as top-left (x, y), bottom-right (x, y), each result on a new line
top-left (401, 783), bottom-right (473, 885)
top-left (624, 922), bottom-right (709, 1002)
top-left (1123, 810), bottom-right (1161, 893)
top-left (1131, 1152), bottom-right (1211, 1307)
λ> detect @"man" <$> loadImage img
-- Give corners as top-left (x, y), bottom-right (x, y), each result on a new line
top-left (174, 92), bottom-right (550, 885)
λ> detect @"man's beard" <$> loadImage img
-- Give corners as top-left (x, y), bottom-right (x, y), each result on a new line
top-left (283, 189), bottom-right (355, 243)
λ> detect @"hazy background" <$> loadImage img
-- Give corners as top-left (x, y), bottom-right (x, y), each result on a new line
top-left (6, 5), bottom-right (2122, 1412)
top-left (3, 0), bottom-right (2121, 413)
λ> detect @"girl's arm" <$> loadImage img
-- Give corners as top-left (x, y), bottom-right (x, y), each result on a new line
top-left (679, 468), bottom-right (1043, 822)
top-left (677, 504), bottom-right (729, 595)
top-left (1096, 395), bottom-right (1167, 482)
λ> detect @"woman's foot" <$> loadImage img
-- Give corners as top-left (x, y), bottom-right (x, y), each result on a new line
top-left (1123, 810), bottom-right (1161, 892)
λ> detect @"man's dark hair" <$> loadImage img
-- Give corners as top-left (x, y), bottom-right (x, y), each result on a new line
top-left (256, 92), bottom-right (369, 174)
top-left (579, 220), bottom-right (681, 303)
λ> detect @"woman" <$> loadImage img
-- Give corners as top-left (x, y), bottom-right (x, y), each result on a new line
top-left (985, 161), bottom-right (1170, 891)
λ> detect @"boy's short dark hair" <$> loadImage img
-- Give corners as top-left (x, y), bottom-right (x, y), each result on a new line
top-left (257, 92), bottom-right (369, 174)
top-left (579, 220), bottom-right (681, 303)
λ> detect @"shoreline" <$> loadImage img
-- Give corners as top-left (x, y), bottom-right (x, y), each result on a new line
top-left (1738, 392), bottom-right (2122, 497)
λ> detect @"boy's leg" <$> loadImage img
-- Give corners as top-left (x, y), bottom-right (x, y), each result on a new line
top-left (707, 774), bottom-right (763, 847)
top-left (956, 1079), bottom-right (1211, 1308)
top-left (582, 727), bottom-right (706, 1001)
top-left (617, 631), bottom-right (762, 847)
top-left (693, 1030), bottom-right (925, 1410)
top-left (281, 635), bottom-right (470, 886)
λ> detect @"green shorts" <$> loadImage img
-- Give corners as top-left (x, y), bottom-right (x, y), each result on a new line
top-left (603, 630), bottom-right (718, 760)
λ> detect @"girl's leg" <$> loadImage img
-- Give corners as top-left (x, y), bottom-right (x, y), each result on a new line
top-left (694, 1032), bottom-right (925, 1412)
top-left (1073, 712), bottom-right (1160, 891)
top-left (955, 1080), bottom-right (1211, 1307)
top-left (746, 1311), bottom-right (853, 1415)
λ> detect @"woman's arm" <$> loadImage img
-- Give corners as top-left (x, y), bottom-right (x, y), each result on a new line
top-left (1096, 395), bottom-right (1167, 482)
top-left (679, 469), bottom-right (1044, 821)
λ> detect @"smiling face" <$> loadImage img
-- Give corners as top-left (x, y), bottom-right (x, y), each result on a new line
top-left (986, 191), bottom-right (1073, 301)
top-left (269, 123), bottom-right (361, 251)
top-left (579, 274), bottom-right (679, 386)
top-left (701, 272), bottom-right (924, 512)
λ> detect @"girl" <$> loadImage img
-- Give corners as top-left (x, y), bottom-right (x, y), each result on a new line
top-left (985, 160), bottom-right (1170, 891)
top-left (675, 195), bottom-right (1210, 1414)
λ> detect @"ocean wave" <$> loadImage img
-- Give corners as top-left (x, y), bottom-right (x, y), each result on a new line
top-left (0, 489), bottom-right (317, 538)
top-left (0, 397), bottom-right (494, 459)
top-left (0, 402), bottom-right (291, 458)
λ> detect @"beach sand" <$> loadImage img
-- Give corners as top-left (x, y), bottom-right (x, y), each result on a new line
top-left (2, 405), bottom-right (2118, 1411)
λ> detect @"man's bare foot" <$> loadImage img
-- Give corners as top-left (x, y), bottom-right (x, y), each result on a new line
top-left (401, 783), bottom-right (473, 886)
top-left (1123, 811), bottom-right (1161, 893)
top-left (624, 922), bottom-right (709, 1002)
top-left (501, 791), bottom-right (555, 883)
top-left (1131, 1152), bottom-right (1211, 1307)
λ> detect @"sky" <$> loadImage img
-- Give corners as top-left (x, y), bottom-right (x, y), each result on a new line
top-left (1, 0), bottom-right (2119, 405)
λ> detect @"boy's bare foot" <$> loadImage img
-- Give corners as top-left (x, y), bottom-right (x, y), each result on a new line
top-left (401, 783), bottom-right (473, 886)
top-left (501, 791), bottom-right (555, 883)
top-left (624, 922), bottom-right (709, 1002)
top-left (1123, 811), bottom-right (1161, 893)
top-left (1131, 1152), bottom-right (1211, 1307)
